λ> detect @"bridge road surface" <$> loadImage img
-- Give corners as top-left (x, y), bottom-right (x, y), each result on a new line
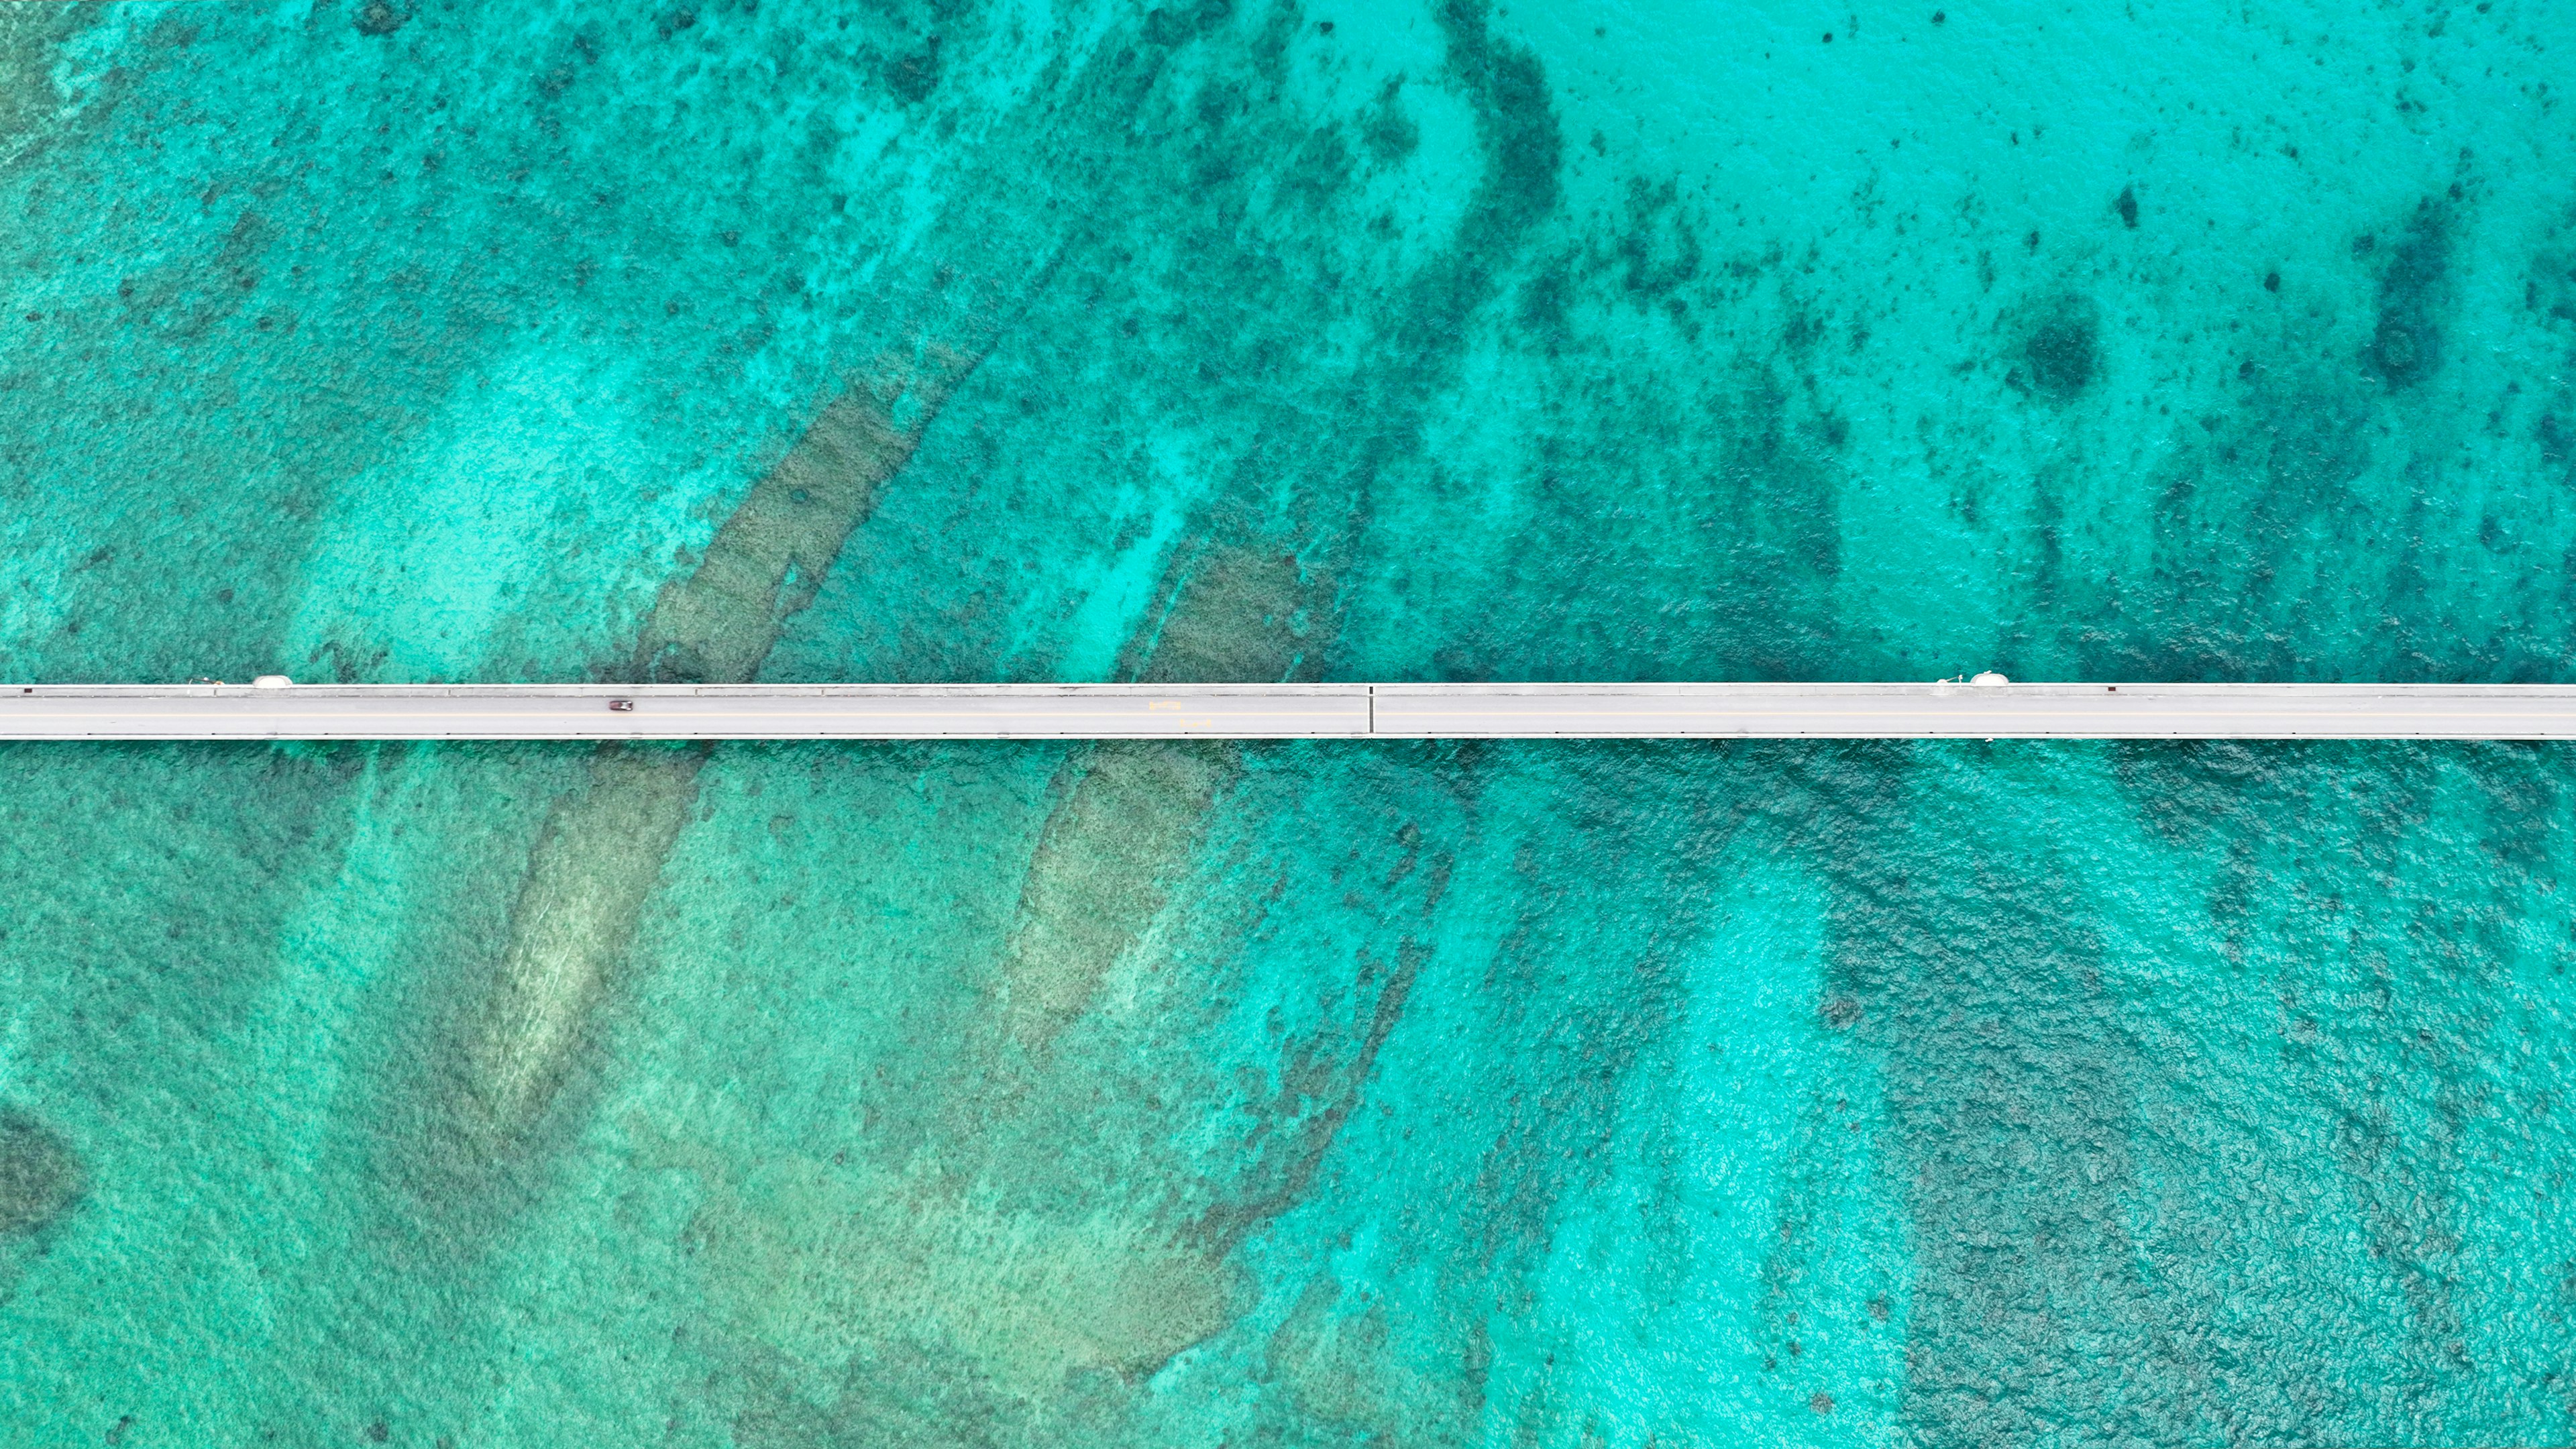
top-left (9, 682), bottom-right (2576, 739)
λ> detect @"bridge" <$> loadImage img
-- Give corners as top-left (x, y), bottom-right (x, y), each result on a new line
top-left (7, 682), bottom-right (2576, 739)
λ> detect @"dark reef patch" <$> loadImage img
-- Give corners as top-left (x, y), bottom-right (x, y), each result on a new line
top-left (2366, 199), bottom-right (2452, 389)
top-left (2017, 296), bottom-right (2100, 400)
top-left (1143, 0), bottom-right (1236, 50)
top-left (2114, 184), bottom-right (2139, 228)
top-left (885, 39), bottom-right (941, 104)
top-left (2530, 242), bottom-right (2576, 327)
top-left (1124, 543), bottom-right (1327, 684)
top-left (1359, 77), bottom-right (1419, 165)
top-left (0, 1110), bottom-right (84, 1238)
top-left (1616, 177), bottom-right (1703, 297)
top-left (1438, 0), bottom-right (1562, 244)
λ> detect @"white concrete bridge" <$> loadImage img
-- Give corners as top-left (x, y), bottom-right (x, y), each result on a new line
top-left (7, 682), bottom-right (2576, 739)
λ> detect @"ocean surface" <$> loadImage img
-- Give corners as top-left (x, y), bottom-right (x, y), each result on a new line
top-left (1, 1), bottom-right (2574, 1444)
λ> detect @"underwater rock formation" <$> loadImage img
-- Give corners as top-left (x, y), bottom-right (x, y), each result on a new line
top-left (448, 337), bottom-right (995, 1157)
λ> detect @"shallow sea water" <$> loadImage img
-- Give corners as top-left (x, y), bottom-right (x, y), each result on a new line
top-left (1, 1), bottom-right (2574, 1444)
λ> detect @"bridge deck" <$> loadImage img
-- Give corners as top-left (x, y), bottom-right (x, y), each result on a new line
top-left (8, 682), bottom-right (2576, 740)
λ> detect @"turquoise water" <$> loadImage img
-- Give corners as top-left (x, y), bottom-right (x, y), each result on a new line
top-left (2, 1), bottom-right (2575, 1444)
